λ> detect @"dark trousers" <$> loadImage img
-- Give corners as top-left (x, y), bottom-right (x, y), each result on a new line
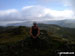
top-left (30, 36), bottom-right (40, 49)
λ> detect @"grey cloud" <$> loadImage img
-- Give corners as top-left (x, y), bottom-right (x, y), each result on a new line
top-left (70, 0), bottom-right (75, 15)
top-left (0, 6), bottom-right (53, 25)
top-left (0, 5), bottom-right (74, 25)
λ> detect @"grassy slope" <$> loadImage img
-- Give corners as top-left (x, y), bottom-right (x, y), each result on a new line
top-left (0, 26), bottom-right (75, 56)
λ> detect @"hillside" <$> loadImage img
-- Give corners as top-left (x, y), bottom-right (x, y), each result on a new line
top-left (38, 24), bottom-right (75, 41)
top-left (0, 25), bottom-right (75, 56)
top-left (6, 19), bottom-right (75, 28)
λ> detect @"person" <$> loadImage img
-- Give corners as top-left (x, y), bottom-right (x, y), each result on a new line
top-left (30, 22), bottom-right (40, 39)
top-left (30, 22), bottom-right (40, 49)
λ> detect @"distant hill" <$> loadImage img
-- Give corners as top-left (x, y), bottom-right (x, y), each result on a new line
top-left (1, 24), bottom-right (75, 42)
top-left (38, 23), bottom-right (75, 41)
top-left (7, 21), bottom-right (33, 27)
top-left (6, 19), bottom-right (75, 28)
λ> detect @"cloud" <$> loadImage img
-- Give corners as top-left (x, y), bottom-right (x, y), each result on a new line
top-left (38, 0), bottom-right (61, 3)
top-left (22, 6), bottom-right (34, 10)
top-left (0, 9), bottom-right (20, 21)
top-left (21, 5), bottom-right (74, 20)
top-left (0, 9), bottom-right (18, 16)
top-left (0, 5), bottom-right (74, 25)
top-left (69, 0), bottom-right (75, 15)
top-left (61, 0), bottom-right (75, 16)
top-left (43, 8), bottom-right (73, 18)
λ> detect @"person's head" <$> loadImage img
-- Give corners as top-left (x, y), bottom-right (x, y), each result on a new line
top-left (33, 22), bottom-right (37, 26)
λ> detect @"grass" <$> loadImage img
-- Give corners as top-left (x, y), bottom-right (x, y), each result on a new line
top-left (0, 35), bottom-right (26, 44)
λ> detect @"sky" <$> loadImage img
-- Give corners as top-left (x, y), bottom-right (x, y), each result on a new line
top-left (0, 0), bottom-right (75, 25)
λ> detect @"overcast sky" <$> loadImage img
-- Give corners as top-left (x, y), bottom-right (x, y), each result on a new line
top-left (0, 0), bottom-right (75, 25)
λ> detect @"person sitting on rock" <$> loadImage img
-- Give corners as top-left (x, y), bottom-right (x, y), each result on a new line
top-left (30, 22), bottom-right (40, 49)
top-left (30, 22), bottom-right (40, 39)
